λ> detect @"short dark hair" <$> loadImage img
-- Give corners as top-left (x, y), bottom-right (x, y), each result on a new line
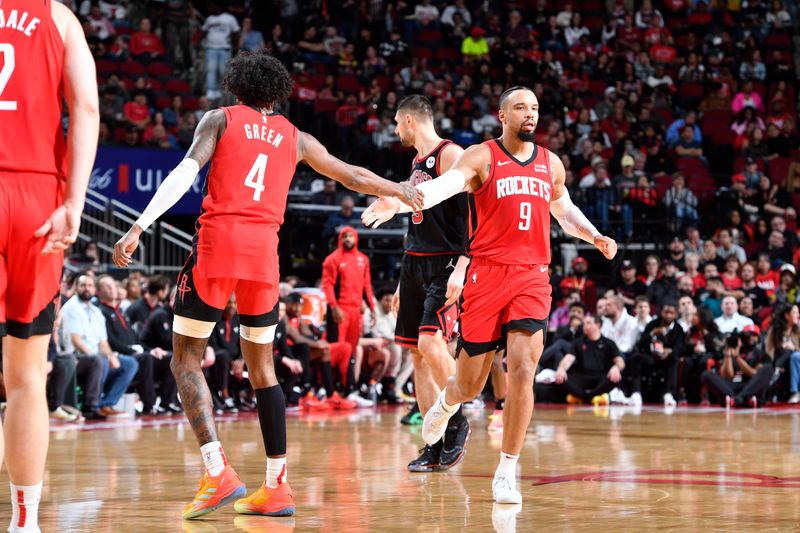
top-left (376, 286), bottom-right (395, 300)
top-left (568, 301), bottom-right (586, 312)
top-left (146, 275), bottom-right (170, 296)
top-left (223, 50), bottom-right (294, 108)
top-left (499, 86), bottom-right (534, 108)
top-left (397, 94), bottom-right (434, 121)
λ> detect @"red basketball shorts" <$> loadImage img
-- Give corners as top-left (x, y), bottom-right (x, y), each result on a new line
top-left (458, 259), bottom-right (551, 356)
top-left (0, 172), bottom-right (64, 339)
top-left (173, 253), bottom-right (279, 327)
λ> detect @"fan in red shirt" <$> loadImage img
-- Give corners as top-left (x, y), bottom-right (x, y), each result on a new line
top-left (560, 257), bottom-right (598, 312)
top-left (0, 1), bottom-right (99, 531)
top-left (363, 86), bottom-right (617, 504)
top-left (129, 18), bottom-right (164, 58)
top-left (113, 51), bottom-right (422, 521)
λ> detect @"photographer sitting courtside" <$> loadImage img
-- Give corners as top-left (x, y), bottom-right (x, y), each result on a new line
top-left (701, 325), bottom-right (773, 407)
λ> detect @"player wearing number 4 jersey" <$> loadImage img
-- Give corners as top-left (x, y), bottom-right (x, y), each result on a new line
top-left (113, 51), bottom-right (422, 520)
top-left (363, 86), bottom-right (617, 504)
top-left (0, 1), bottom-right (99, 532)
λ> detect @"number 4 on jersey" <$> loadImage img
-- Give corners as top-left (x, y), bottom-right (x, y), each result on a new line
top-left (244, 153), bottom-right (268, 201)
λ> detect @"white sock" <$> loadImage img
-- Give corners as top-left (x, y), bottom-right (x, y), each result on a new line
top-left (266, 457), bottom-right (287, 489)
top-left (9, 481), bottom-right (42, 533)
top-left (497, 452), bottom-right (519, 478)
top-left (440, 388), bottom-right (457, 413)
top-left (200, 441), bottom-right (226, 477)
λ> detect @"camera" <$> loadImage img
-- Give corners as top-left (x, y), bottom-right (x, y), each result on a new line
top-left (724, 332), bottom-right (740, 349)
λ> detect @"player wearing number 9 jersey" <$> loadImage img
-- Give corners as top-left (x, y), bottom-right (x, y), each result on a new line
top-left (112, 50), bottom-right (422, 520)
top-left (362, 86), bottom-right (618, 505)
top-left (0, 1), bottom-right (98, 532)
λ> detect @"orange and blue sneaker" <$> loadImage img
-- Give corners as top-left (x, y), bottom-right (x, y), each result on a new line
top-left (234, 482), bottom-right (295, 517)
top-left (182, 465), bottom-right (247, 519)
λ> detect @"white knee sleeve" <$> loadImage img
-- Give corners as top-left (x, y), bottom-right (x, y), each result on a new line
top-left (240, 324), bottom-right (277, 344)
top-left (173, 315), bottom-right (216, 339)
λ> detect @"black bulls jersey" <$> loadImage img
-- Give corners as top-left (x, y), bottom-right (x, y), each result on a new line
top-left (405, 140), bottom-right (468, 255)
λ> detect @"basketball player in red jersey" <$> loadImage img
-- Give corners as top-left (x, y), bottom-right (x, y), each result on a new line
top-left (363, 86), bottom-right (617, 504)
top-left (0, 2), bottom-right (98, 531)
top-left (112, 51), bottom-right (421, 520)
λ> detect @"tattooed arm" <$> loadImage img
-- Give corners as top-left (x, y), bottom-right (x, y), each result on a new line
top-left (297, 131), bottom-right (424, 210)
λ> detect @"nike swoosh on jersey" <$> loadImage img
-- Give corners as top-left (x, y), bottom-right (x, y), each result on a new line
top-left (540, 266), bottom-right (548, 272)
top-left (497, 161), bottom-right (513, 166)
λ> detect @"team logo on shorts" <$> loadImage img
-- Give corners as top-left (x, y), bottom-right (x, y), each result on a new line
top-left (426, 156), bottom-right (435, 168)
top-left (177, 273), bottom-right (192, 302)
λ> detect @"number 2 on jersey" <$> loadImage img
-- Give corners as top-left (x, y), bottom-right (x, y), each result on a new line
top-left (244, 153), bottom-right (268, 201)
top-left (518, 202), bottom-right (531, 231)
top-left (0, 44), bottom-right (18, 111)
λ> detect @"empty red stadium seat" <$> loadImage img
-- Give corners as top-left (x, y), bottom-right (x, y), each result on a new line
top-left (183, 96), bottom-right (200, 111)
top-left (768, 157), bottom-right (793, 186)
top-left (147, 62), bottom-right (173, 79)
top-left (120, 61), bottom-right (146, 77)
top-left (165, 79), bottom-right (191, 95)
top-left (436, 48), bottom-right (460, 62)
top-left (336, 75), bottom-right (360, 95)
top-left (764, 34), bottom-right (792, 50)
top-left (96, 59), bottom-right (119, 76)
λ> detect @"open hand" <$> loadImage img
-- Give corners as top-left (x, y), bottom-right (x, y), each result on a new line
top-left (362, 197), bottom-right (401, 228)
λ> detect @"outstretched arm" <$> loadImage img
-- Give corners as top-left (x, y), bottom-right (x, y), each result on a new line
top-left (298, 131), bottom-right (423, 210)
top-left (361, 143), bottom-right (488, 228)
top-left (112, 109), bottom-right (225, 267)
top-left (549, 152), bottom-right (617, 260)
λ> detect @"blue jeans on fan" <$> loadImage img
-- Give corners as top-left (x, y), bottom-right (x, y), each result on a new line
top-left (100, 354), bottom-right (139, 408)
top-left (205, 47), bottom-right (232, 99)
top-left (789, 351), bottom-right (800, 393)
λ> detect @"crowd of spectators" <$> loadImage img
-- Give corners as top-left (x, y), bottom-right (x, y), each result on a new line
top-left (51, 1), bottom-right (800, 411)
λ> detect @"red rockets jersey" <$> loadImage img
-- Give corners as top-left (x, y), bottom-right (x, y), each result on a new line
top-left (0, 0), bottom-right (67, 178)
top-left (467, 139), bottom-right (553, 265)
top-left (194, 105), bottom-right (298, 282)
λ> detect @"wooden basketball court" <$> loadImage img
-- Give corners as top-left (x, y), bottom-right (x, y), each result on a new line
top-left (4, 404), bottom-right (800, 532)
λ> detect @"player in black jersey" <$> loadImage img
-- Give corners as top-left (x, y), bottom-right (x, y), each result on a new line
top-left (392, 95), bottom-right (471, 472)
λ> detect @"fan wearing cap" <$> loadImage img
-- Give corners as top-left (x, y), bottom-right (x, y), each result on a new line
top-left (615, 260), bottom-right (647, 311)
top-left (560, 257), bottom-right (598, 312)
top-left (461, 26), bottom-right (489, 62)
top-left (701, 323), bottom-right (772, 407)
top-left (613, 155), bottom-right (637, 238)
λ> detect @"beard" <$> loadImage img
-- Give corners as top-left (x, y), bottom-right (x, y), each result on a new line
top-left (517, 130), bottom-right (536, 142)
top-left (78, 291), bottom-right (93, 302)
top-left (398, 134), bottom-right (413, 147)
top-left (343, 242), bottom-right (355, 250)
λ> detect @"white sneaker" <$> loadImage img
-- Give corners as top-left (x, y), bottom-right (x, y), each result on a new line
top-left (789, 392), bottom-right (800, 404)
top-left (492, 470), bottom-right (522, 504)
top-left (609, 388), bottom-right (627, 405)
top-left (422, 389), bottom-right (457, 445)
top-left (347, 391), bottom-right (375, 408)
top-left (492, 502), bottom-right (522, 533)
top-left (629, 392), bottom-right (643, 406)
top-left (663, 393), bottom-right (677, 407)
